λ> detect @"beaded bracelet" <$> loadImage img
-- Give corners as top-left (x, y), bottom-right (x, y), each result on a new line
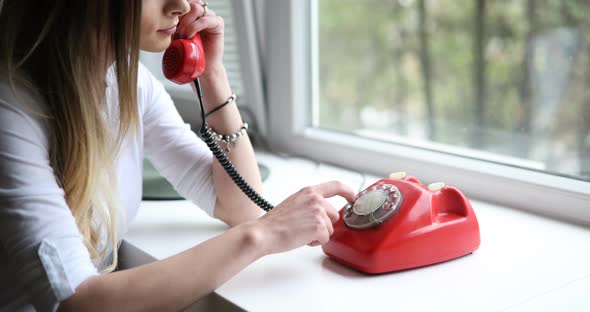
top-left (205, 93), bottom-right (237, 118)
top-left (206, 122), bottom-right (249, 153)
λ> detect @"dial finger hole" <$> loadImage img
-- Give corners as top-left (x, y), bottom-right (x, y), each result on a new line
top-left (343, 208), bottom-right (354, 219)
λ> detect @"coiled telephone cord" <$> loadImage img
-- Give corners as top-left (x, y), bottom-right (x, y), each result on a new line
top-left (194, 79), bottom-right (274, 212)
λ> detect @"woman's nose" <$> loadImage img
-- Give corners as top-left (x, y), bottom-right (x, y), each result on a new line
top-left (167, 0), bottom-right (191, 16)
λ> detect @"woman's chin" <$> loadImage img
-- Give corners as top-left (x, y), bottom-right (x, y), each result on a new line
top-left (140, 38), bottom-right (172, 53)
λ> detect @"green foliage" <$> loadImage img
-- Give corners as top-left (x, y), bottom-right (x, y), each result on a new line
top-left (316, 0), bottom-right (589, 178)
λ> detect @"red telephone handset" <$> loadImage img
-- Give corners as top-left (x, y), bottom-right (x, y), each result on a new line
top-left (162, 33), bottom-right (206, 85)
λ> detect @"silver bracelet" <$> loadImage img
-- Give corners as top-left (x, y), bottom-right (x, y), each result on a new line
top-left (206, 122), bottom-right (249, 153)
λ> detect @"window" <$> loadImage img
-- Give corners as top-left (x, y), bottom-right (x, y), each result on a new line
top-left (265, 0), bottom-right (590, 224)
top-left (317, 0), bottom-right (589, 180)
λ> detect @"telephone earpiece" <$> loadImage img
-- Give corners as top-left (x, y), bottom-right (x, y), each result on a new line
top-left (162, 33), bottom-right (206, 85)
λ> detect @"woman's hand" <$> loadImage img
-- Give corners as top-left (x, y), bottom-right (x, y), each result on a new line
top-left (175, 1), bottom-right (225, 73)
top-left (252, 181), bottom-right (357, 255)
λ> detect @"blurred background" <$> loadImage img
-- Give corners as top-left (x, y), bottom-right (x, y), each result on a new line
top-left (316, 0), bottom-right (589, 180)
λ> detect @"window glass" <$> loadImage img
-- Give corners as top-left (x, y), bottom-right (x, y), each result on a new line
top-left (316, 0), bottom-right (590, 180)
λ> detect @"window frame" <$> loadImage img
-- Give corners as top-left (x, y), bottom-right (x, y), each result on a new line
top-left (264, 0), bottom-right (590, 226)
top-left (231, 0), bottom-right (268, 135)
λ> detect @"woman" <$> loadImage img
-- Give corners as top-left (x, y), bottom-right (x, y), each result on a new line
top-left (0, 0), bottom-right (356, 311)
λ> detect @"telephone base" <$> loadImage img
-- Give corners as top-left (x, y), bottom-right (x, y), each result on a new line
top-left (322, 175), bottom-right (480, 274)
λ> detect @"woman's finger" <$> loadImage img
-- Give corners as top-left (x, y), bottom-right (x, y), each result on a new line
top-left (311, 208), bottom-right (333, 246)
top-left (182, 15), bottom-right (224, 39)
top-left (177, 3), bottom-right (217, 37)
top-left (201, 7), bottom-right (217, 17)
top-left (322, 209), bottom-right (334, 237)
top-left (315, 221), bottom-right (331, 245)
top-left (177, 2), bottom-right (202, 35)
top-left (323, 203), bottom-right (340, 224)
top-left (311, 181), bottom-right (357, 204)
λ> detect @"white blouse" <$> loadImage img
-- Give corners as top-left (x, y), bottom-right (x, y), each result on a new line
top-left (0, 63), bottom-right (217, 311)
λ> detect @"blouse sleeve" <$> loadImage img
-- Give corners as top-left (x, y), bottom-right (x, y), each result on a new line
top-left (139, 63), bottom-right (217, 216)
top-left (0, 89), bottom-right (98, 311)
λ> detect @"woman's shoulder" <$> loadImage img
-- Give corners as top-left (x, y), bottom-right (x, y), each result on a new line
top-left (0, 78), bottom-right (49, 113)
top-left (0, 79), bottom-right (51, 144)
top-left (135, 61), bottom-right (174, 113)
top-left (137, 60), bottom-right (167, 92)
top-left (106, 61), bottom-right (161, 90)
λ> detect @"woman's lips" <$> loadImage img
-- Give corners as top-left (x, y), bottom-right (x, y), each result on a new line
top-left (158, 26), bottom-right (177, 35)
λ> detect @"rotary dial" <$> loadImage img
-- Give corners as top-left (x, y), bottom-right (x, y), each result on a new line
top-left (343, 183), bottom-right (403, 230)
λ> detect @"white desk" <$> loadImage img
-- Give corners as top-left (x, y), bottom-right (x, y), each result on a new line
top-left (126, 153), bottom-right (590, 312)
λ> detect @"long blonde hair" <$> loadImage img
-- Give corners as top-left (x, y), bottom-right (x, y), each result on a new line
top-left (0, 0), bottom-right (142, 272)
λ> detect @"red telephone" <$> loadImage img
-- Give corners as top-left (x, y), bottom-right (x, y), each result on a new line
top-left (162, 33), bottom-right (206, 85)
top-left (322, 172), bottom-right (480, 274)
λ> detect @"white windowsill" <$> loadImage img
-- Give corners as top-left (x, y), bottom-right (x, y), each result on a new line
top-left (126, 151), bottom-right (590, 312)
